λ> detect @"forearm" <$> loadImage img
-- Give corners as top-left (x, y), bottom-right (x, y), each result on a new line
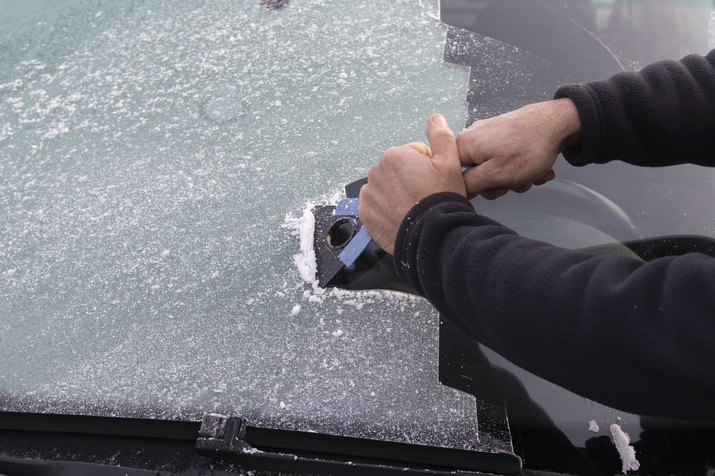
top-left (555, 49), bottom-right (715, 167)
top-left (395, 192), bottom-right (715, 420)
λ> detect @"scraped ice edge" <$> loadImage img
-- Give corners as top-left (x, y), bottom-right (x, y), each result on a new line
top-left (610, 423), bottom-right (640, 473)
top-left (283, 202), bottom-right (321, 287)
top-left (282, 189), bottom-right (342, 289)
top-left (283, 192), bottom-right (421, 313)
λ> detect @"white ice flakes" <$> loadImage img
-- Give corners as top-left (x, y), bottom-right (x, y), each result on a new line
top-left (588, 419), bottom-right (600, 433)
top-left (610, 424), bottom-right (640, 473)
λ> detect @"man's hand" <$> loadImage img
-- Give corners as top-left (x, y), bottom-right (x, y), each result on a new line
top-left (359, 114), bottom-right (466, 255)
top-left (457, 98), bottom-right (582, 199)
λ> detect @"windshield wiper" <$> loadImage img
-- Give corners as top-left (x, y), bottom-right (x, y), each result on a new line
top-left (0, 411), bottom-right (520, 475)
top-left (0, 455), bottom-right (169, 476)
top-left (195, 413), bottom-right (518, 475)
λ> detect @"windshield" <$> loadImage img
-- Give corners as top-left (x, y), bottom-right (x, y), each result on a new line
top-left (439, 0), bottom-right (715, 470)
top-left (1, 0), bottom-right (714, 471)
top-left (0, 0), bottom-right (491, 451)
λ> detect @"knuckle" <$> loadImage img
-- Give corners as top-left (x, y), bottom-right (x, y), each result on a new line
top-left (456, 134), bottom-right (476, 161)
top-left (455, 134), bottom-right (468, 152)
top-left (466, 118), bottom-right (483, 129)
top-left (460, 124), bottom-right (476, 138)
top-left (380, 147), bottom-right (398, 165)
top-left (358, 185), bottom-right (367, 201)
top-left (381, 146), bottom-right (409, 167)
top-left (358, 199), bottom-right (368, 219)
top-left (384, 146), bottom-right (399, 157)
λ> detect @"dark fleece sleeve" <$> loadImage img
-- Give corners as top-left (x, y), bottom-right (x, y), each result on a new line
top-left (395, 192), bottom-right (715, 420)
top-left (554, 49), bottom-right (715, 167)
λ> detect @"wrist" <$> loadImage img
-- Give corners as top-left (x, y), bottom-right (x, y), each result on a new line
top-left (550, 98), bottom-right (582, 151)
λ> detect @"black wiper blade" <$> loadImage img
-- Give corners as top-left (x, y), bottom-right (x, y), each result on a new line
top-left (0, 410), bottom-right (520, 475)
top-left (196, 413), bottom-right (517, 475)
top-left (0, 455), bottom-right (170, 476)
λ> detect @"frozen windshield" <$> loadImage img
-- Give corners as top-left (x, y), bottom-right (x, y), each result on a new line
top-left (0, 0), bottom-right (490, 451)
top-left (1, 0), bottom-right (714, 460)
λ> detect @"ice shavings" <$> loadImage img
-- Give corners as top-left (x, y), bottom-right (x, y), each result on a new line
top-left (282, 189), bottom-right (342, 288)
top-left (283, 204), bottom-right (318, 286)
top-left (610, 424), bottom-right (640, 473)
top-left (588, 420), bottom-right (600, 433)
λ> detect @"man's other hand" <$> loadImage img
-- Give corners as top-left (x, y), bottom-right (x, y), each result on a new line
top-left (359, 113), bottom-right (467, 255)
top-left (457, 98), bottom-right (582, 199)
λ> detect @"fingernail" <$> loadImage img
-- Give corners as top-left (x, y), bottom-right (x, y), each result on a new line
top-left (431, 113), bottom-right (447, 127)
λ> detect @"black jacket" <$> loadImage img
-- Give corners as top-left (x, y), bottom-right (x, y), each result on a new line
top-left (394, 50), bottom-right (715, 420)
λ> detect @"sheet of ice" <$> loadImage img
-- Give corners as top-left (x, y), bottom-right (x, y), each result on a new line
top-left (610, 424), bottom-right (640, 473)
top-left (0, 0), bottom-right (486, 453)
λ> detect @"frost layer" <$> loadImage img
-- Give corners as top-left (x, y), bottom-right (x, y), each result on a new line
top-left (0, 0), bottom-right (483, 453)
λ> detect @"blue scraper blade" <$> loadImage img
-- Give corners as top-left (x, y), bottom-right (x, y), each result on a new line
top-left (335, 198), bottom-right (359, 216)
top-left (338, 227), bottom-right (372, 267)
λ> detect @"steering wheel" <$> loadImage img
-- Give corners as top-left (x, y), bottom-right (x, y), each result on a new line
top-left (474, 178), bottom-right (643, 250)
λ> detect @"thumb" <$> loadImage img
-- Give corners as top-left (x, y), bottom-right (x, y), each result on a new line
top-left (426, 113), bottom-right (459, 168)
